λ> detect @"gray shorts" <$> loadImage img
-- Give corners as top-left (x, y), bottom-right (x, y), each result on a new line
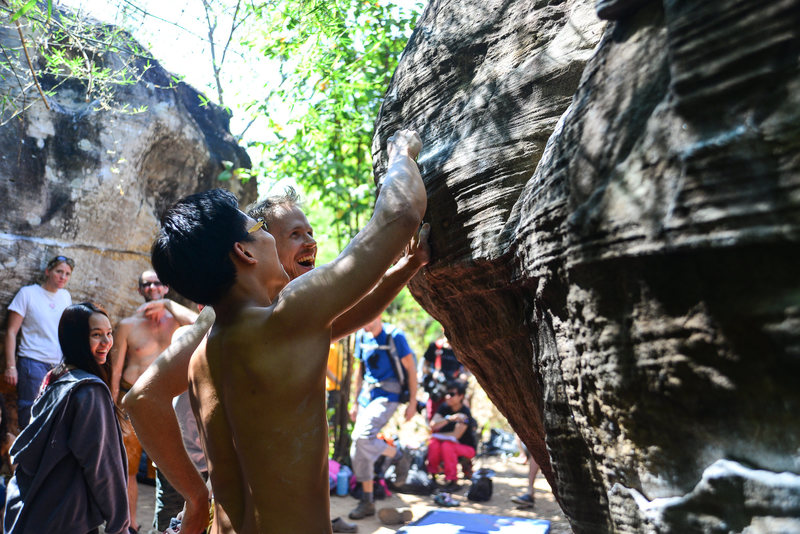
top-left (350, 396), bottom-right (399, 481)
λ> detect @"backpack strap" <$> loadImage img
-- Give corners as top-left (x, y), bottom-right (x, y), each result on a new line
top-left (376, 327), bottom-right (409, 403)
top-left (378, 328), bottom-right (405, 385)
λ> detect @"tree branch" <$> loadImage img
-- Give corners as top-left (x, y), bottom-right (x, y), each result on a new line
top-left (14, 20), bottom-right (49, 110)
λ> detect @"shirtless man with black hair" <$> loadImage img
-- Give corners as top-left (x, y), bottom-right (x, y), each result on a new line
top-left (136, 130), bottom-right (425, 533)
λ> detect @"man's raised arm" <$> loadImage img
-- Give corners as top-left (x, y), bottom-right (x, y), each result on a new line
top-left (121, 306), bottom-right (216, 534)
top-left (277, 129), bottom-right (426, 332)
top-left (331, 223), bottom-right (430, 341)
top-left (138, 298), bottom-right (199, 326)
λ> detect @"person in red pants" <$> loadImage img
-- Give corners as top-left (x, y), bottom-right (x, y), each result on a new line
top-left (426, 380), bottom-right (477, 492)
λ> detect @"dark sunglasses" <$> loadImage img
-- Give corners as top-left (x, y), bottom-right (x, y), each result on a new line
top-left (47, 255), bottom-right (75, 269)
top-left (140, 281), bottom-right (165, 289)
top-left (446, 391), bottom-right (459, 397)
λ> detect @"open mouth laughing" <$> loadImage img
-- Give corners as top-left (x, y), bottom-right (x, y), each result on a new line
top-left (297, 253), bottom-right (316, 269)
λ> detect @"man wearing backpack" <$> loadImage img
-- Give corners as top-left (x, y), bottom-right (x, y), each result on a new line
top-left (349, 315), bottom-right (418, 520)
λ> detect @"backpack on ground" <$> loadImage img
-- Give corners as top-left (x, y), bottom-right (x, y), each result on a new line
top-left (467, 468), bottom-right (494, 502)
top-left (385, 446), bottom-right (435, 495)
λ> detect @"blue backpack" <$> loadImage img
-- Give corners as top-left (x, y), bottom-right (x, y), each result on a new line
top-left (360, 327), bottom-right (411, 403)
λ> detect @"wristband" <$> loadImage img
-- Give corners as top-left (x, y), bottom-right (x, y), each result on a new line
top-left (7, 367), bottom-right (15, 371)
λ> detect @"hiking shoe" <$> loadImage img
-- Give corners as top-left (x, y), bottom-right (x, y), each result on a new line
top-left (331, 516), bottom-right (359, 532)
top-left (377, 506), bottom-right (413, 525)
top-left (348, 500), bottom-right (375, 520)
top-left (511, 492), bottom-right (535, 508)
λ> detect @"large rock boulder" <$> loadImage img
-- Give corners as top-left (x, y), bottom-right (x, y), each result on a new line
top-left (0, 12), bottom-right (254, 425)
top-left (374, 0), bottom-right (800, 532)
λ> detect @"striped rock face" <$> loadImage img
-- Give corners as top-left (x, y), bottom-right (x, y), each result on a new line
top-left (374, 0), bottom-right (800, 532)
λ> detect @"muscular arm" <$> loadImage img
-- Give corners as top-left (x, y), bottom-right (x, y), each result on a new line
top-left (276, 130), bottom-right (426, 351)
top-left (330, 225), bottom-right (430, 342)
top-left (122, 306), bottom-right (215, 534)
top-left (3, 311), bottom-right (22, 386)
top-left (109, 321), bottom-right (131, 401)
top-left (164, 299), bottom-right (198, 325)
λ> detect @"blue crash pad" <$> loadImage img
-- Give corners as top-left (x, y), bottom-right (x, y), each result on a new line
top-left (397, 509), bottom-right (550, 533)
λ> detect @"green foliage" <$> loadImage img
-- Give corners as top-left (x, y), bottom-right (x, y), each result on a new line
top-left (246, 0), bottom-right (422, 249)
top-left (387, 287), bottom-right (440, 355)
top-left (1, 0), bottom-right (156, 124)
top-left (10, 0), bottom-right (40, 23)
top-left (217, 160), bottom-right (255, 183)
top-left (239, 1), bottom-right (431, 345)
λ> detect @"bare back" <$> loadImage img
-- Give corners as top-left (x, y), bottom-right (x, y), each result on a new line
top-left (189, 306), bottom-right (333, 534)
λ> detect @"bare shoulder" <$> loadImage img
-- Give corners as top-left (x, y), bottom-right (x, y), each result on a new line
top-left (117, 314), bottom-right (143, 329)
top-left (113, 316), bottom-right (137, 338)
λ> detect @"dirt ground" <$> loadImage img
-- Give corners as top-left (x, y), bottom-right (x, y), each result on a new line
top-left (132, 383), bottom-right (572, 533)
top-left (132, 454), bottom-right (571, 533)
top-left (328, 455), bottom-right (572, 534)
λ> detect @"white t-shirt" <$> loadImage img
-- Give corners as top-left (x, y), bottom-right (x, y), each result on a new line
top-left (8, 284), bottom-right (72, 365)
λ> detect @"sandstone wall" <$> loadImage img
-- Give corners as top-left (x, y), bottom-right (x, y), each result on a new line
top-left (374, 0), bottom-right (800, 531)
top-left (0, 13), bottom-right (255, 426)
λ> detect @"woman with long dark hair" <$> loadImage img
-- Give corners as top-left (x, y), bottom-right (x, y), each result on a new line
top-left (4, 302), bottom-right (129, 534)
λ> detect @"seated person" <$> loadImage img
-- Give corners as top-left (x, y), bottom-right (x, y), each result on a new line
top-left (426, 379), bottom-right (477, 491)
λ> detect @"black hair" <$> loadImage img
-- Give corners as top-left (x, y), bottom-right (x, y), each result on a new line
top-left (448, 379), bottom-right (468, 396)
top-left (246, 186), bottom-right (301, 224)
top-left (152, 189), bottom-right (252, 305)
top-left (57, 302), bottom-right (113, 389)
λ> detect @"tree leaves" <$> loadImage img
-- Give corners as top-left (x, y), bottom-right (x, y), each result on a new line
top-left (9, 0), bottom-right (40, 23)
top-left (248, 0), bottom-right (421, 246)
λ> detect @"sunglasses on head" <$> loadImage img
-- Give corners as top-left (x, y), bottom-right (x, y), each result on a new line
top-left (47, 255), bottom-right (75, 269)
top-left (140, 281), bottom-right (164, 289)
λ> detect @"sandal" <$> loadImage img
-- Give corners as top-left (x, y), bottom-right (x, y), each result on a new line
top-left (433, 492), bottom-right (460, 507)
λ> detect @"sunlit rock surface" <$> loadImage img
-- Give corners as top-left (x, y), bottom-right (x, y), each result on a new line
top-left (0, 13), bottom-right (254, 426)
top-left (374, 0), bottom-right (800, 531)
